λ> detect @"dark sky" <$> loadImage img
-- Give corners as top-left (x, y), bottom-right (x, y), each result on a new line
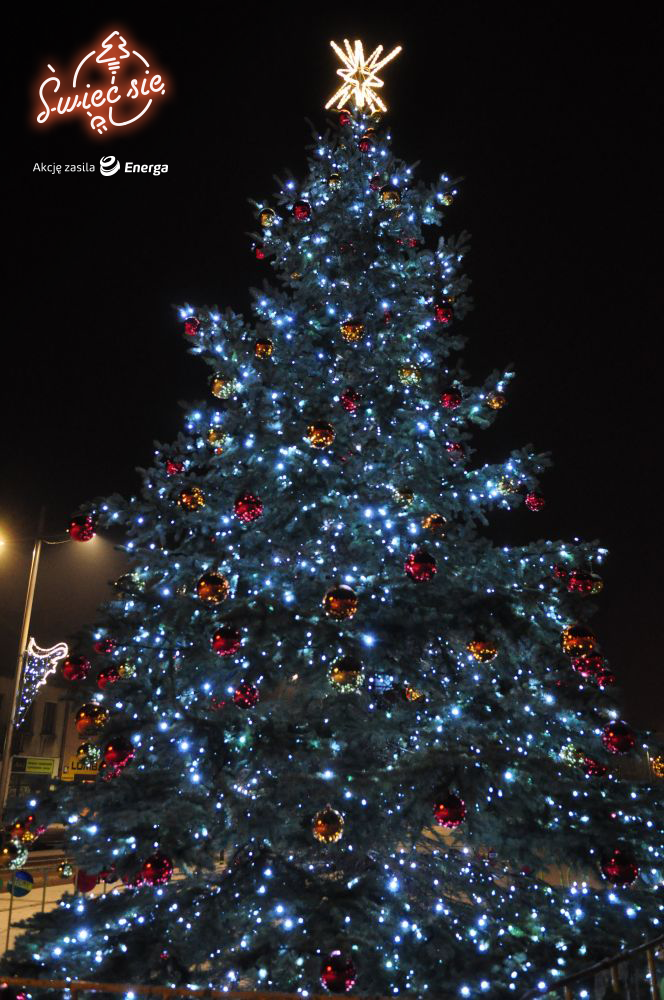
top-left (3, 6), bottom-right (662, 728)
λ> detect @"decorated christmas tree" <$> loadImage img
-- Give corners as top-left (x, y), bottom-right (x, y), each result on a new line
top-left (2, 41), bottom-right (662, 998)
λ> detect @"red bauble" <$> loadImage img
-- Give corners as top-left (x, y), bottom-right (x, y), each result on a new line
top-left (583, 756), bottom-right (608, 777)
top-left (93, 637), bottom-right (116, 655)
top-left (293, 200), bottom-right (311, 221)
top-left (571, 654), bottom-right (604, 679)
top-left (340, 388), bottom-right (361, 413)
top-left (234, 492), bottom-right (263, 523)
top-left (97, 666), bottom-right (120, 690)
top-left (69, 514), bottom-right (96, 542)
top-left (404, 549), bottom-right (437, 583)
top-left (567, 570), bottom-right (594, 593)
top-left (338, 109), bottom-right (352, 126)
top-left (166, 459), bottom-right (184, 476)
top-left (440, 388), bottom-right (462, 409)
top-left (103, 736), bottom-right (134, 767)
top-left (446, 442), bottom-right (465, 460)
top-left (212, 627), bottom-right (242, 657)
top-left (601, 721), bottom-right (636, 755)
top-left (233, 681), bottom-right (259, 709)
top-left (62, 655), bottom-right (91, 682)
top-left (184, 316), bottom-right (201, 337)
top-left (320, 951), bottom-right (357, 994)
top-left (254, 244), bottom-right (266, 259)
top-left (434, 302), bottom-right (454, 325)
top-left (76, 870), bottom-right (98, 893)
top-left (369, 173), bottom-right (382, 191)
top-left (596, 668), bottom-right (617, 689)
top-left (358, 135), bottom-right (373, 153)
top-left (525, 493), bottom-right (545, 512)
top-left (601, 847), bottom-right (639, 886)
top-left (383, 310), bottom-right (392, 324)
top-left (552, 563), bottom-right (569, 580)
top-left (140, 852), bottom-right (173, 886)
top-left (433, 793), bottom-right (467, 829)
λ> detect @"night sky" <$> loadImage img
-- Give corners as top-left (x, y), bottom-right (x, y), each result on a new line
top-left (3, 7), bottom-right (661, 728)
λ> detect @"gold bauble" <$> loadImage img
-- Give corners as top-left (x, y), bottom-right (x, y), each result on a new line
top-left (323, 584), bottom-right (358, 621)
top-left (590, 574), bottom-right (604, 595)
top-left (291, 271), bottom-right (301, 280)
top-left (328, 173), bottom-right (341, 189)
top-left (380, 185), bottom-right (401, 207)
top-left (467, 639), bottom-right (499, 663)
top-left (58, 861), bottom-right (74, 879)
top-left (117, 660), bottom-right (137, 680)
top-left (259, 208), bottom-right (275, 228)
top-left (210, 374), bottom-right (239, 400)
top-left (651, 754), bottom-right (664, 779)
top-left (340, 320), bottom-right (365, 343)
top-left (441, 192), bottom-right (454, 207)
top-left (0, 840), bottom-right (28, 870)
top-left (497, 477), bottom-right (518, 495)
top-left (196, 571), bottom-right (230, 604)
top-left (307, 422), bottom-right (335, 448)
top-left (561, 624), bottom-right (597, 656)
top-left (422, 513), bottom-right (448, 536)
top-left (178, 487), bottom-right (206, 511)
top-left (487, 392), bottom-right (507, 411)
top-left (560, 744), bottom-right (584, 768)
top-left (398, 364), bottom-right (421, 386)
top-left (254, 339), bottom-right (273, 359)
top-left (404, 684), bottom-right (424, 702)
top-left (75, 703), bottom-right (109, 737)
top-left (329, 655), bottom-right (364, 693)
top-left (207, 426), bottom-right (227, 450)
top-left (312, 805), bottom-right (345, 844)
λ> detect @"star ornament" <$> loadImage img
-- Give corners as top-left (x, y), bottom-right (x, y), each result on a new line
top-left (325, 39), bottom-right (402, 113)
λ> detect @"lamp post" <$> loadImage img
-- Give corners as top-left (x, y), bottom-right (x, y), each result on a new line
top-left (0, 509), bottom-right (47, 814)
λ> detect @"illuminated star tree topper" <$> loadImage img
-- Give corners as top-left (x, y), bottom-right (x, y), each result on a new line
top-left (325, 39), bottom-right (402, 113)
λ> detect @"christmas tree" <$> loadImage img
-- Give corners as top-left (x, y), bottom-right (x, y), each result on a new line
top-left (2, 41), bottom-right (662, 998)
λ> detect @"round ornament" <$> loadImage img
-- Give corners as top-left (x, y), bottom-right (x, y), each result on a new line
top-left (103, 736), bottom-right (134, 767)
top-left (440, 388), bottom-right (462, 409)
top-left (117, 660), bottom-right (137, 680)
top-left (69, 515), bottom-right (96, 543)
top-left (421, 513), bottom-right (448, 536)
top-left (212, 627), bottom-right (242, 657)
top-left (184, 316), bottom-right (201, 337)
top-left (467, 639), bottom-right (499, 663)
top-left (329, 655), bottom-right (364, 693)
top-left (93, 637), bottom-right (116, 655)
top-left (434, 302), bottom-right (454, 326)
top-left (58, 860), bottom-right (74, 879)
top-left (307, 422), bottom-right (336, 448)
top-left (441, 192), bottom-right (454, 206)
top-left (210, 374), bottom-right (239, 399)
top-left (328, 173), bottom-right (341, 189)
top-left (567, 570), bottom-right (594, 594)
top-left (398, 364), bottom-right (421, 386)
top-left (571, 654), bottom-right (603, 679)
top-left (393, 487), bottom-right (415, 508)
top-left (323, 584), bottom-right (358, 620)
top-left (340, 319), bottom-right (364, 343)
top-left (76, 870), bottom-right (98, 893)
top-left (601, 721), bottom-right (636, 755)
top-left (234, 681), bottom-right (259, 708)
top-left (340, 388), bottom-right (361, 413)
top-left (254, 244), bottom-right (266, 259)
top-left (369, 173), bottom-right (382, 191)
top-left (97, 666), bottom-right (120, 690)
top-left (140, 852), bottom-right (173, 886)
top-left (166, 459), bottom-right (184, 476)
top-left (320, 951), bottom-right (357, 994)
top-left (487, 392), bottom-right (506, 410)
top-left (596, 667), bottom-right (617, 689)
top-left (583, 756), bottom-right (608, 777)
top-left (293, 200), bottom-right (311, 220)
top-left (313, 805), bottom-right (344, 844)
top-left (259, 208), bottom-right (275, 228)
top-left (446, 442), bottom-right (465, 460)
top-left (600, 847), bottom-right (639, 886)
top-left (380, 185), bottom-right (401, 207)
top-left (525, 492), bottom-right (545, 512)
top-left (77, 742), bottom-right (102, 764)
top-left (207, 426), bottom-right (227, 450)
top-left (561, 624), bottom-right (597, 656)
top-left (338, 109), bottom-right (352, 126)
top-left (552, 563), bottom-right (569, 580)
top-left (254, 338), bottom-right (273, 359)
top-left (405, 549), bottom-right (437, 583)
top-left (234, 492), bottom-right (264, 523)
top-left (62, 655), bottom-right (91, 682)
top-left (358, 133), bottom-right (373, 153)
top-left (178, 487), bottom-right (205, 511)
top-left (75, 703), bottom-right (109, 737)
top-left (498, 476), bottom-right (518, 495)
top-left (196, 571), bottom-right (230, 604)
top-left (433, 792), bottom-right (467, 829)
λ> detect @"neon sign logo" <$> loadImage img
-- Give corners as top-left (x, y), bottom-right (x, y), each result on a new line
top-left (33, 29), bottom-right (169, 137)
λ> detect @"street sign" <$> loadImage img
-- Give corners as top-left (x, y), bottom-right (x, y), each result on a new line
top-left (11, 756), bottom-right (57, 776)
top-left (61, 753), bottom-right (99, 782)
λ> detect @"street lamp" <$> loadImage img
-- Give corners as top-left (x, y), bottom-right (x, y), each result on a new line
top-left (0, 510), bottom-right (77, 814)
